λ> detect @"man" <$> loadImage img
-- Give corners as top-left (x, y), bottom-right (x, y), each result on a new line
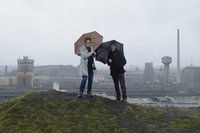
top-left (78, 38), bottom-right (96, 98)
top-left (107, 42), bottom-right (127, 101)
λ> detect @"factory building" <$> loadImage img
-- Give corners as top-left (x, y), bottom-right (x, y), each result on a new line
top-left (16, 56), bottom-right (34, 88)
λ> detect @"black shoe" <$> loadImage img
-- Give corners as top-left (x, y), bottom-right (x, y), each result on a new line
top-left (87, 93), bottom-right (93, 98)
top-left (121, 99), bottom-right (127, 102)
top-left (77, 95), bottom-right (82, 98)
top-left (115, 98), bottom-right (121, 101)
top-left (77, 92), bottom-right (83, 98)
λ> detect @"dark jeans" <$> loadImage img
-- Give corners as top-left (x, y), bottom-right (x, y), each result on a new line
top-left (79, 70), bottom-right (94, 94)
top-left (112, 73), bottom-right (127, 100)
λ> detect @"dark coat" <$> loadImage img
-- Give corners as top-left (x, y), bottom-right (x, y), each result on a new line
top-left (107, 49), bottom-right (126, 76)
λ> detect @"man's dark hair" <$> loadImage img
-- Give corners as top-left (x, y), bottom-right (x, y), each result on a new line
top-left (109, 41), bottom-right (116, 46)
top-left (85, 38), bottom-right (91, 43)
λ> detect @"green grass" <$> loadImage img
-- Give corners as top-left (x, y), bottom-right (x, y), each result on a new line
top-left (0, 90), bottom-right (200, 133)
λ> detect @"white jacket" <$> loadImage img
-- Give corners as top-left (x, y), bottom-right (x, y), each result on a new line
top-left (79, 45), bottom-right (94, 76)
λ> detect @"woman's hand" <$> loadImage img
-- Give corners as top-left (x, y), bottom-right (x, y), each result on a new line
top-left (93, 52), bottom-right (96, 56)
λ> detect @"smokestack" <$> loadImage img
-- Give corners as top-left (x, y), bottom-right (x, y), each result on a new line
top-left (5, 65), bottom-right (8, 74)
top-left (177, 29), bottom-right (181, 83)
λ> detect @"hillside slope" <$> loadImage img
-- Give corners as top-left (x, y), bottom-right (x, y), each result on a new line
top-left (0, 90), bottom-right (200, 133)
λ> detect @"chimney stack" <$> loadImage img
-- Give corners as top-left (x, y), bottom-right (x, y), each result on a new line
top-left (177, 29), bottom-right (181, 83)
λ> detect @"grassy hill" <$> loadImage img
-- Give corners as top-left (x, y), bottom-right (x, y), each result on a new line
top-left (0, 90), bottom-right (200, 133)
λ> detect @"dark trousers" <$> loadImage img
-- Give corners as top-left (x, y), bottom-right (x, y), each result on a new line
top-left (87, 69), bottom-right (93, 93)
top-left (79, 69), bottom-right (93, 94)
top-left (112, 73), bottom-right (127, 100)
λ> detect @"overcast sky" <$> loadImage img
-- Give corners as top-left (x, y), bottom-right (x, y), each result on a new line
top-left (0, 0), bottom-right (200, 69)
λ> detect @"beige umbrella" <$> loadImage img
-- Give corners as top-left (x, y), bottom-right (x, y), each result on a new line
top-left (74, 31), bottom-right (103, 56)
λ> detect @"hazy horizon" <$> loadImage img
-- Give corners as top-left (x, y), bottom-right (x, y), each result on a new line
top-left (0, 63), bottom-right (195, 72)
top-left (1, 0), bottom-right (200, 67)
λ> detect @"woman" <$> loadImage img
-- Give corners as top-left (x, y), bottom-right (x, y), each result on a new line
top-left (78, 38), bottom-right (96, 98)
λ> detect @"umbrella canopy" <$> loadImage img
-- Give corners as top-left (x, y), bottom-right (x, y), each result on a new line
top-left (74, 31), bottom-right (103, 56)
top-left (95, 40), bottom-right (124, 64)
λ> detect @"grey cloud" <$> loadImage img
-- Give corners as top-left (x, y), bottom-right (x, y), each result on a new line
top-left (0, 0), bottom-right (200, 67)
